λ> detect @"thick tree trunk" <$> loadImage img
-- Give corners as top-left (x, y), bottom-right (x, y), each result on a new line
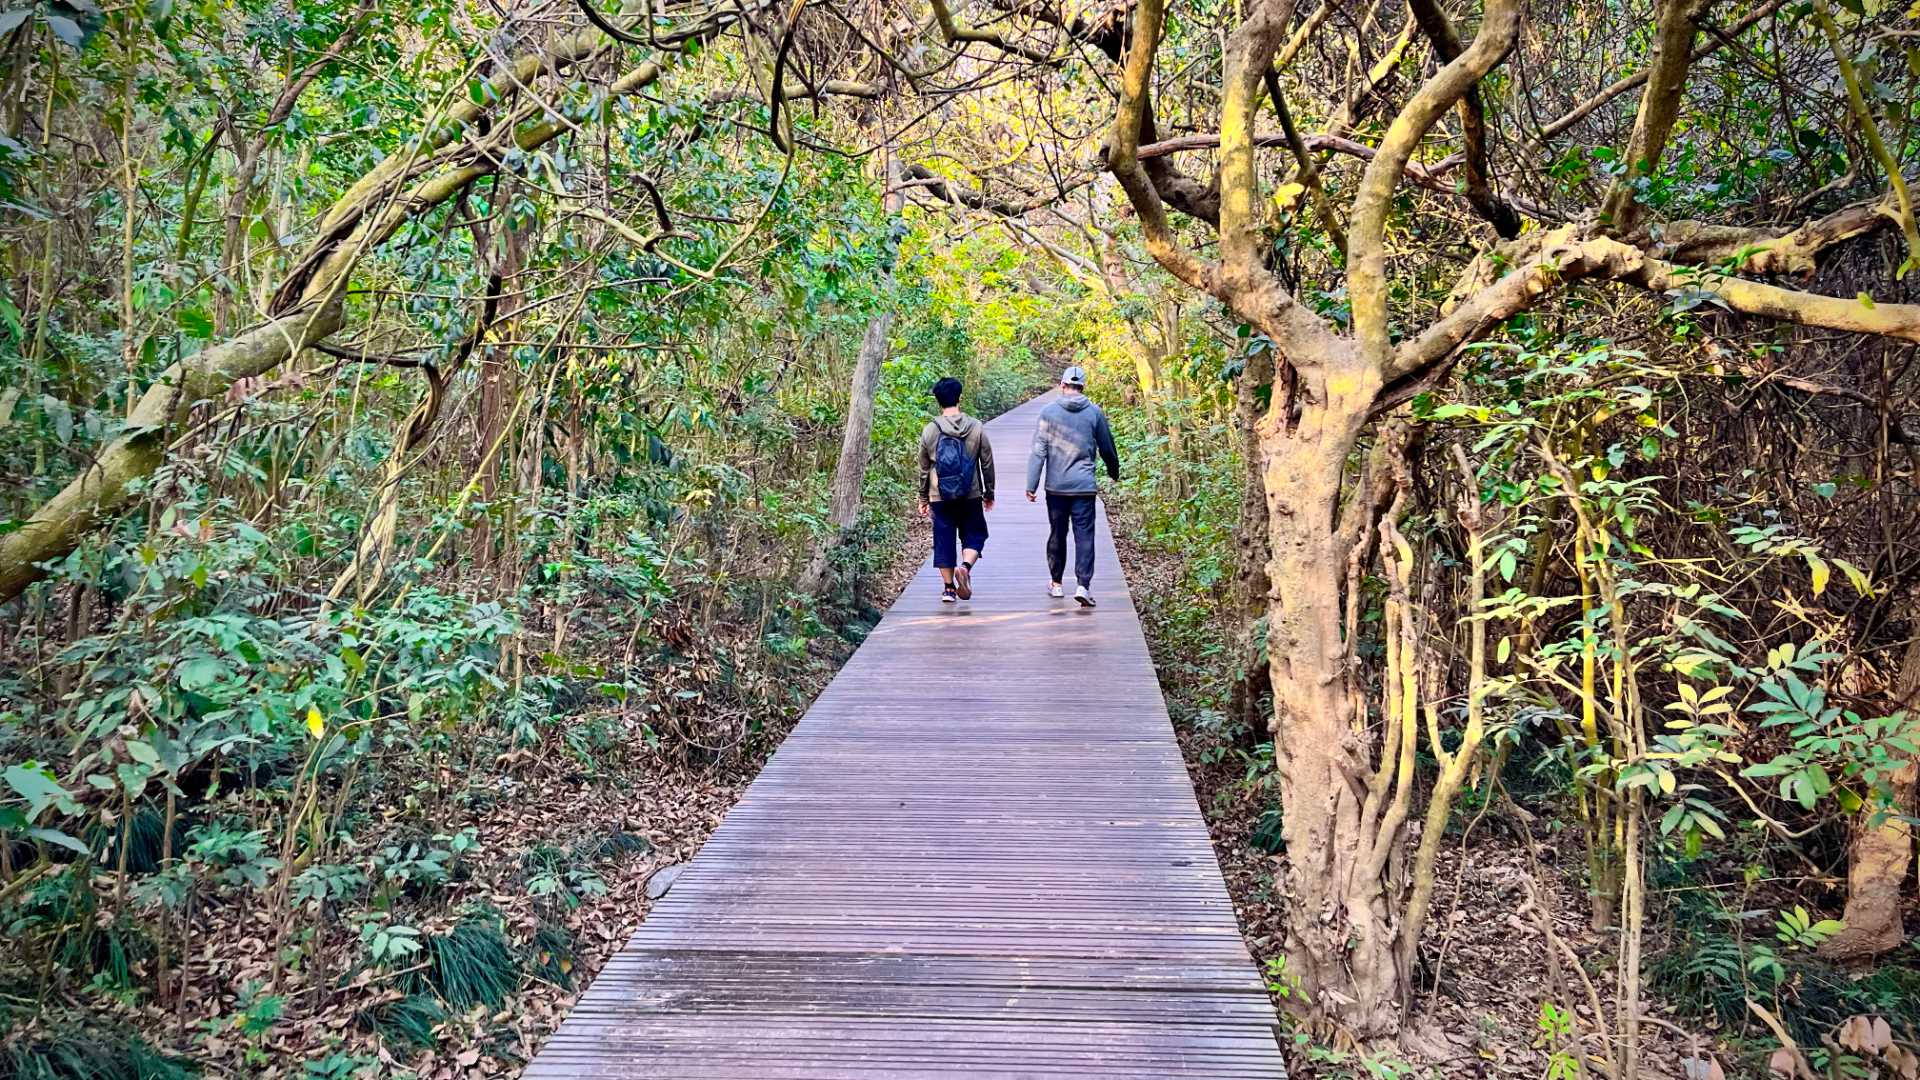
top-left (798, 156), bottom-right (903, 597)
top-left (1259, 359), bottom-right (1405, 1034)
top-left (1820, 631), bottom-right (1920, 961)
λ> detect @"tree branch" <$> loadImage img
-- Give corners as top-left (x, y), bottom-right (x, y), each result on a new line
top-left (1406, 0), bottom-right (1521, 237)
top-left (1349, 0), bottom-right (1523, 369)
top-left (1597, 0), bottom-right (1714, 231)
top-left (1538, 0), bottom-right (1783, 139)
top-left (1395, 226), bottom-right (1920, 382)
top-left (896, 163), bottom-right (1089, 216)
top-left (1107, 0), bottom-right (1215, 292)
top-left (929, 0), bottom-right (1059, 63)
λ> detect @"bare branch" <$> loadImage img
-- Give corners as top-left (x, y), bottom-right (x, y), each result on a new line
top-left (1396, 227), bottom-right (1920, 382)
top-left (930, 0), bottom-right (1059, 63)
top-left (1538, 0), bottom-right (1784, 139)
top-left (897, 163), bottom-right (1091, 216)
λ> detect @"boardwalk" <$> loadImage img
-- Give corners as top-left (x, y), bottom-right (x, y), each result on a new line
top-left (526, 393), bottom-right (1287, 1078)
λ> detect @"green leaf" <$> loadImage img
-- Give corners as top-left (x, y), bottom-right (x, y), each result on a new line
top-left (4, 763), bottom-right (80, 823)
top-left (1660, 802), bottom-right (1686, 835)
top-left (176, 656), bottom-right (228, 690)
top-left (28, 826), bottom-right (90, 855)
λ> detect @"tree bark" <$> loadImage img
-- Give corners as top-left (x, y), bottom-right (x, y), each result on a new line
top-left (0, 303), bottom-right (342, 601)
top-left (1597, 0), bottom-right (1712, 231)
top-left (1820, 631), bottom-right (1920, 961)
top-left (1228, 345), bottom-right (1273, 732)
top-left (799, 154), bottom-right (904, 596)
top-left (1258, 373), bottom-right (1403, 1032)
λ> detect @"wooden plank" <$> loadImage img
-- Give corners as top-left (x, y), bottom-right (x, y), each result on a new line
top-left (524, 393), bottom-right (1287, 1078)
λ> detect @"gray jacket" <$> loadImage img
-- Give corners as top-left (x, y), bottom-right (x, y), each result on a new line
top-left (918, 413), bottom-right (995, 503)
top-left (1025, 394), bottom-right (1120, 495)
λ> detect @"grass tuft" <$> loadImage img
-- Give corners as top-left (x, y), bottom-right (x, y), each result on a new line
top-left (527, 923), bottom-right (577, 991)
top-left (358, 993), bottom-right (446, 1050)
top-left (417, 914), bottom-right (519, 1010)
top-left (0, 1023), bottom-right (195, 1080)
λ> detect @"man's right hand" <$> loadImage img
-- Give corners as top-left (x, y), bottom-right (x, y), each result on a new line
top-left (918, 502), bottom-right (931, 518)
top-left (1025, 491), bottom-right (1037, 502)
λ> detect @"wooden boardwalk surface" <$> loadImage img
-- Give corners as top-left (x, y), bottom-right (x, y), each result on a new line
top-left (526, 393), bottom-right (1287, 1078)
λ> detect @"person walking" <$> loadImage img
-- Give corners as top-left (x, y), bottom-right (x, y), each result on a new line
top-left (1025, 366), bottom-right (1120, 607)
top-left (918, 376), bottom-right (995, 603)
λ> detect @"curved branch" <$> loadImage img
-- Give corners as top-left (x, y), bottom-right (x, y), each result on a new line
top-left (1106, 0), bottom-right (1214, 291)
top-left (1395, 227), bottom-right (1920, 381)
top-left (930, 0), bottom-right (1059, 63)
top-left (1406, 0), bottom-right (1521, 237)
top-left (1348, 0), bottom-right (1523, 368)
top-left (897, 163), bottom-right (1088, 216)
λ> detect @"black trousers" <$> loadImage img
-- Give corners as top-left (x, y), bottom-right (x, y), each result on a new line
top-left (1045, 492), bottom-right (1098, 587)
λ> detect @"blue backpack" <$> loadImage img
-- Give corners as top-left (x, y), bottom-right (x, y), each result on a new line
top-left (935, 429), bottom-right (976, 501)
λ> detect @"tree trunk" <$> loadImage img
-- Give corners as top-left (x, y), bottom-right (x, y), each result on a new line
top-left (1228, 346), bottom-right (1274, 732)
top-left (0, 302), bottom-right (342, 601)
top-left (798, 155), bottom-right (902, 597)
top-left (474, 206), bottom-right (529, 568)
top-left (1820, 630), bottom-right (1919, 961)
top-left (1259, 359), bottom-right (1405, 1034)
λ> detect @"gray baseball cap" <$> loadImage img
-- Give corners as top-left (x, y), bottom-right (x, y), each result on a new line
top-left (1060, 365), bottom-right (1087, 387)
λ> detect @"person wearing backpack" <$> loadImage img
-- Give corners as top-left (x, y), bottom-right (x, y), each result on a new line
top-left (1024, 365), bottom-right (1119, 608)
top-left (917, 376), bottom-right (996, 603)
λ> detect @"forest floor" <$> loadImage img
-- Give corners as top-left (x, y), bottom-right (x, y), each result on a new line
top-left (82, 519), bottom-right (934, 1079)
top-left (1107, 498), bottom-right (1698, 1080)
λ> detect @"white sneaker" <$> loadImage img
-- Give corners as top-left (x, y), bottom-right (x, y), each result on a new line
top-left (1047, 582), bottom-right (1064, 598)
top-left (1074, 585), bottom-right (1095, 608)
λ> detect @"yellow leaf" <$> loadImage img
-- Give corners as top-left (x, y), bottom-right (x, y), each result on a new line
top-left (1272, 182), bottom-right (1307, 211)
top-left (306, 707), bottom-right (325, 740)
top-left (1807, 554), bottom-right (1831, 597)
top-left (1857, 291), bottom-right (1876, 309)
top-left (1833, 557), bottom-right (1873, 596)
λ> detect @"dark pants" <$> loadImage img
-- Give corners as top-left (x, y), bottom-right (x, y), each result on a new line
top-left (930, 498), bottom-right (989, 569)
top-left (1045, 492), bottom-right (1098, 587)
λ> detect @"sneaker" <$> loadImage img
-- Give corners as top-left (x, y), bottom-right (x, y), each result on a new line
top-left (1047, 582), bottom-right (1064, 599)
top-left (941, 585), bottom-right (958, 603)
top-left (1074, 585), bottom-right (1095, 608)
top-left (955, 563), bottom-right (973, 600)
